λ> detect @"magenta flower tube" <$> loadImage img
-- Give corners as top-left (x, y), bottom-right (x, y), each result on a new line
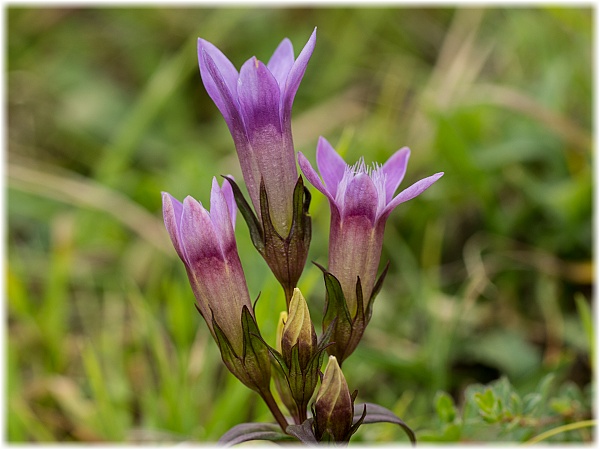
top-left (162, 177), bottom-right (251, 356)
top-left (299, 137), bottom-right (443, 361)
top-left (198, 29), bottom-right (316, 237)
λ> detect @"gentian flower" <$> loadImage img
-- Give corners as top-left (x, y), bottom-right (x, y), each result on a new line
top-left (162, 178), bottom-right (270, 393)
top-left (198, 29), bottom-right (316, 237)
top-left (298, 137), bottom-right (443, 362)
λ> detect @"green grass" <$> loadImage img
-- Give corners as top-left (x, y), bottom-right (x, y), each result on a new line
top-left (7, 6), bottom-right (593, 443)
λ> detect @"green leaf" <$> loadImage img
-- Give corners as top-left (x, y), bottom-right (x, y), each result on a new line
top-left (434, 391), bottom-right (457, 423)
top-left (575, 293), bottom-right (594, 363)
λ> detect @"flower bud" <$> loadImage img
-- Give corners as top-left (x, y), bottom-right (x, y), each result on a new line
top-left (281, 288), bottom-right (317, 368)
top-left (163, 178), bottom-right (271, 394)
top-left (314, 356), bottom-right (354, 442)
top-left (273, 311), bottom-right (299, 420)
top-left (162, 177), bottom-right (248, 355)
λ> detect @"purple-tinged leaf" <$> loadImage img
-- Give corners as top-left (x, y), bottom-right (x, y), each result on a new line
top-left (286, 418), bottom-right (318, 444)
top-left (218, 422), bottom-right (293, 446)
top-left (353, 402), bottom-right (416, 445)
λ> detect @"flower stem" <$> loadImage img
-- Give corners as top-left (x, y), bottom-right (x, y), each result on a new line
top-left (261, 389), bottom-right (289, 432)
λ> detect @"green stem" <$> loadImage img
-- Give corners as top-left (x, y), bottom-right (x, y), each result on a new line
top-left (261, 389), bottom-right (289, 432)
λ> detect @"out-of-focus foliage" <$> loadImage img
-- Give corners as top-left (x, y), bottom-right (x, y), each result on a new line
top-left (7, 7), bottom-right (592, 443)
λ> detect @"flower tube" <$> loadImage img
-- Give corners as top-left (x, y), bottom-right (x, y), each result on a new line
top-left (198, 29), bottom-right (316, 237)
top-left (299, 137), bottom-right (443, 362)
top-left (162, 177), bottom-right (270, 393)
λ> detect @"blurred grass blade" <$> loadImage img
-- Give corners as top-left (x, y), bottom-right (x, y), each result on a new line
top-left (524, 420), bottom-right (596, 445)
top-left (8, 157), bottom-right (172, 254)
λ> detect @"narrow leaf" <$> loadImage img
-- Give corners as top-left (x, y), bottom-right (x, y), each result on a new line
top-left (354, 402), bottom-right (416, 445)
top-left (218, 422), bottom-right (294, 446)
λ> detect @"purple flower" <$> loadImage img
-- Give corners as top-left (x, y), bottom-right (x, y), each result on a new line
top-left (198, 29), bottom-right (316, 236)
top-left (299, 137), bottom-right (443, 361)
top-left (162, 177), bottom-right (251, 356)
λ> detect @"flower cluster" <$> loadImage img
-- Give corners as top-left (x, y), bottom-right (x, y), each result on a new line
top-left (162, 28), bottom-right (442, 445)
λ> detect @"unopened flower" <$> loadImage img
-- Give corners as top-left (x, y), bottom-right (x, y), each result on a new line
top-left (162, 178), bottom-right (270, 392)
top-left (281, 288), bottom-right (317, 369)
top-left (273, 311), bottom-right (299, 420)
top-left (274, 289), bottom-right (323, 423)
top-left (198, 29), bottom-right (316, 237)
top-left (314, 356), bottom-right (354, 442)
top-left (299, 137), bottom-right (443, 362)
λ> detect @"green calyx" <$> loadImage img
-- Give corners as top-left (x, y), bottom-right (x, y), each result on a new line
top-left (224, 175), bottom-right (311, 306)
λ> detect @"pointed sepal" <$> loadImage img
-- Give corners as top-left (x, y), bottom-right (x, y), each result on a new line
top-left (240, 305), bottom-right (271, 391)
top-left (258, 176), bottom-right (312, 304)
top-left (223, 175), bottom-right (265, 252)
top-left (366, 261), bottom-right (390, 322)
top-left (286, 418), bottom-right (318, 444)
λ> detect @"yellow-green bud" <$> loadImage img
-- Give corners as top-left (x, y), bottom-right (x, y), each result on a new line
top-left (273, 311), bottom-right (298, 420)
top-left (281, 288), bottom-right (317, 368)
top-left (314, 356), bottom-right (354, 442)
top-left (276, 311), bottom-right (287, 353)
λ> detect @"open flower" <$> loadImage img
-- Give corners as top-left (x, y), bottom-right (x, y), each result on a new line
top-left (298, 137), bottom-right (443, 362)
top-left (198, 29), bottom-right (316, 236)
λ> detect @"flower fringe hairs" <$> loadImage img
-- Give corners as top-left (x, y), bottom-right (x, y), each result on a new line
top-left (161, 28), bottom-right (442, 445)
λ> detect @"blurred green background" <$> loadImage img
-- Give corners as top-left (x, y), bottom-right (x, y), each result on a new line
top-left (7, 6), bottom-right (593, 443)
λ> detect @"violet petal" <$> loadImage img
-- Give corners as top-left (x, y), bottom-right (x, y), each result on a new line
top-left (343, 173), bottom-right (379, 224)
top-left (267, 38), bottom-right (295, 90)
top-left (298, 151), bottom-right (335, 204)
top-left (220, 175), bottom-right (237, 228)
top-left (162, 192), bottom-right (186, 263)
top-left (381, 147), bottom-right (410, 203)
top-left (209, 177), bottom-right (236, 256)
top-left (180, 196), bottom-right (224, 265)
top-left (238, 57), bottom-right (282, 138)
top-left (316, 136), bottom-right (347, 198)
top-left (282, 28), bottom-right (317, 125)
top-left (200, 46), bottom-right (244, 133)
top-left (198, 39), bottom-right (239, 99)
top-left (382, 172), bottom-right (444, 218)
